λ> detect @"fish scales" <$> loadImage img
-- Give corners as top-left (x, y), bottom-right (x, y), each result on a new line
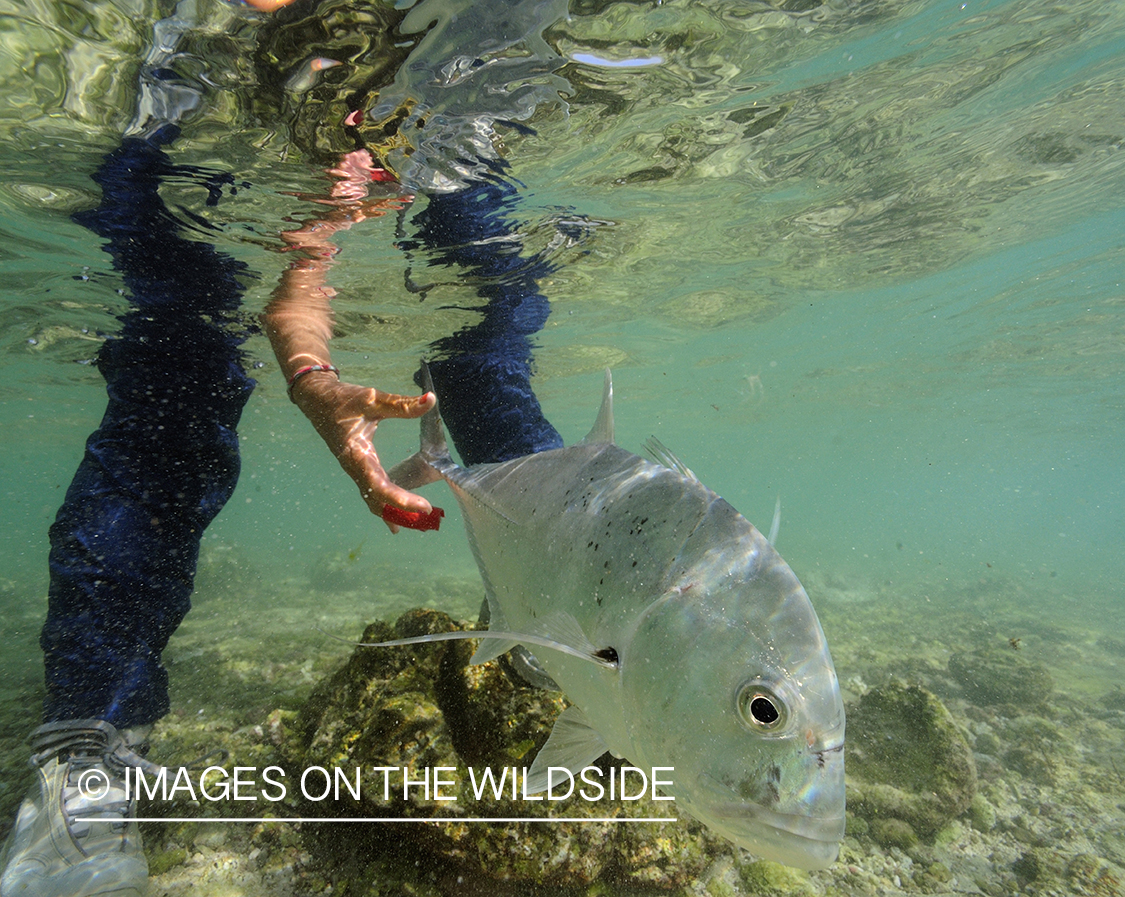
top-left (451, 443), bottom-right (713, 633)
top-left (392, 369), bottom-right (846, 870)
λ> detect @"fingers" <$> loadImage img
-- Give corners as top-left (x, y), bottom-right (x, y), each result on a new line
top-left (357, 466), bottom-right (435, 534)
top-left (333, 423), bottom-right (433, 519)
top-left (328, 149), bottom-right (375, 179)
top-left (366, 390), bottom-right (436, 421)
top-left (347, 399), bottom-right (437, 523)
top-left (297, 377), bottom-right (438, 528)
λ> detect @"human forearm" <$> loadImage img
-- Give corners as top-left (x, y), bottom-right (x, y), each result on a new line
top-left (262, 255), bottom-right (338, 389)
top-left (260, 195), bottom-right (436, 527)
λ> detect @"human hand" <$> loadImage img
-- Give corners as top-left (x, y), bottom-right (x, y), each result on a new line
top-left (241, 0), bottom-right (302, 12)
top-left (290, 373), bottom-right (438, 532)
top-left (285, 149), bottom-right (406, 211)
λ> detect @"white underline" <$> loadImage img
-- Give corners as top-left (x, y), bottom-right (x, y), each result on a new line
top-left (133, 817), bottom-right (677, 824)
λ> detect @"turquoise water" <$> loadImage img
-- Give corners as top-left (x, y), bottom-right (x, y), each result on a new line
top-left (1, 0), bottom-right (1123, 892)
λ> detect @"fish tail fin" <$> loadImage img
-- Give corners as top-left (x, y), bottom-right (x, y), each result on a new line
top-left (387, 361), bottom-right (455, 489)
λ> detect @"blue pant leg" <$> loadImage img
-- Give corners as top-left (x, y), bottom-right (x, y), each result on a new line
top-left (40, 134), bottom-right (254, 728)
top-left (408, 166), bottom-right (564, 465)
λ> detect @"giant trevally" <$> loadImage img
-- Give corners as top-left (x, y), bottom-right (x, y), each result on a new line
top-left (384, 369), bottom-right (845, 870)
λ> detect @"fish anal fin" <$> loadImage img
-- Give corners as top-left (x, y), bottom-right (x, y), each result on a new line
top-left (579, 369), bottom-right (615, 445)
top-left (524, 705), bottom-right (609, 793)
top-left (451, 477), bottom-right (521, 526)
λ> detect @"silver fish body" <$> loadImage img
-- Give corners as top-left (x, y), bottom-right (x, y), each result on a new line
top-left (401, 371), bottom-right (845, 869)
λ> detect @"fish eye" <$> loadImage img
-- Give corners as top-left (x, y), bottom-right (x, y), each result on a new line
top-left (736, 681), bottom-right (789, 733)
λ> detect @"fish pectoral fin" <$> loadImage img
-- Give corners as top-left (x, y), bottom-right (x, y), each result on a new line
top-left (539, 610), bottom-right (599, 659)
top-left (328, 604), bottom-right (616, 670)
top-left (469, 610), bottom-right (613, 669)
top-left (469, 637), bottom-right (520, 665)
top-left (338, 628), bottom-right (564, 665)
top-left (524, 705), bottom-right (609, 793)
top-left (470, 591), bottom-right (516, 664)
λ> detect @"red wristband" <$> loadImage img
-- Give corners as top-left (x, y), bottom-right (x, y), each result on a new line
top-left (286, 363), bottom-right (339, 401)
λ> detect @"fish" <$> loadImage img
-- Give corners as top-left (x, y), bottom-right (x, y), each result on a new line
top-left (386, 368), bottom-right (845, 870)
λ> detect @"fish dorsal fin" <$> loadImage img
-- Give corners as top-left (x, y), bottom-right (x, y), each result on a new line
top-left (388, 361), bottom-right (454, 489)
top-left (768, 495), bottom-right (781, 546)
top-left (524, 705), bottom-right (609, 793)
top-left (579, 369), bottom-right (614, 445)
top-left (643, 436), bottom-right (699, 482)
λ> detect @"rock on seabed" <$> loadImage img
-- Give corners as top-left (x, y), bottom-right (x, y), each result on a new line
top-left (270, 609), bottom-right (715, 894)
top-left (845, 682), bottom-right (977, 842)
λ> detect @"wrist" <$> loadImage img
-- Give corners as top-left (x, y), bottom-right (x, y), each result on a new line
top-left (287, 363), bottom-right (340, 402)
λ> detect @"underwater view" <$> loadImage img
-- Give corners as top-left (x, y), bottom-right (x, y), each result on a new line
top-left (1, 0), bottom-right (1123, 894)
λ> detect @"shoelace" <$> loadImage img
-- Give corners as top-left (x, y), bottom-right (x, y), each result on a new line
top-left (29, 719), bottom-right (228, 833)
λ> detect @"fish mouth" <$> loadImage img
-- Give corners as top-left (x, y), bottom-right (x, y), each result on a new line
top-left (695, 762), bottom-right (845, 870)
top-left (705, 802), bottom-right (845, 870)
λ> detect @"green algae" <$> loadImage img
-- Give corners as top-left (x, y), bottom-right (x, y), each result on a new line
top-left (968, 794), bottom-right (997, 832)
top-left (870, 818), bottom-right (918, 851)
top-left (4, 550), bottom-right (1124, 897)
top-left (146, 845), bottom-right (189, 876)
top-left (846, 682), bottom-right (977, 840)
top-left (736, 859), bottom-right (815, 897)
